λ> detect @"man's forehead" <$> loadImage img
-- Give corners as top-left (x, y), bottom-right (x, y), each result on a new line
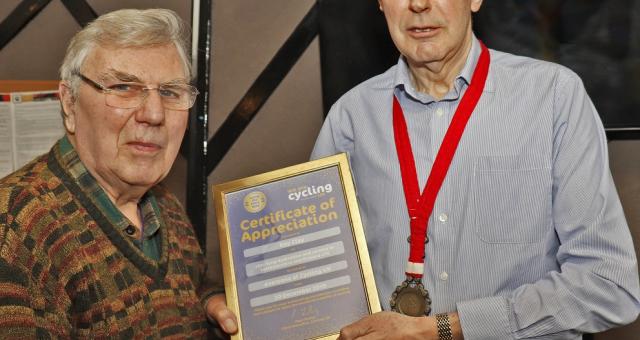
top-left (83, 44), bottom-right (187, 82)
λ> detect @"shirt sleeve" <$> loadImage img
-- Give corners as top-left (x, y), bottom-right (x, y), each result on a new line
top-left (310, 100), bottom-right (355, 160)
top-left (456, 69), bottom-right (640, 339)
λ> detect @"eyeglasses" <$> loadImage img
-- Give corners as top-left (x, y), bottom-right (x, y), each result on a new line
top-left (75, 72), bottom-right (199, 110)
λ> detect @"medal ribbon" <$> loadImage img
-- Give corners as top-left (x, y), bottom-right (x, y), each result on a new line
top-left (393, 42), bottom-right (490, 278)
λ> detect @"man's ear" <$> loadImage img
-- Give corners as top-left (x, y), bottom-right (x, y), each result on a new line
top-left (471, 0), bottom-right (483, 13)
top-left (59, 81), bottom-right (76, 134)
top-left (378, 0), bottom-right (383, 12)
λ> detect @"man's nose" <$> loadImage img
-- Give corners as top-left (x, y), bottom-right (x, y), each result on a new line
top-left (409, 0), bottom-right (431, 13)
top-left (135, 89), bottom-right (165, 125)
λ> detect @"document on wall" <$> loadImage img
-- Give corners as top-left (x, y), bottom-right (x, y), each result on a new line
top-left (0, 91), bottom-right (64, 179)
top-left (0, 99), bottom-right (12, 178)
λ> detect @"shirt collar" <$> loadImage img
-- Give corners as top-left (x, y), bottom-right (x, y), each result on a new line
top-left (393, 35), bottom-right (492, 104)
top-left (55, 135), bottom-right (161, 239)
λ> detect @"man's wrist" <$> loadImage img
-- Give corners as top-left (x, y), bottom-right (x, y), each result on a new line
top-left (436, 313), bottom-right (453, 340)
top-left (433, 312), bottom-right (463, 340)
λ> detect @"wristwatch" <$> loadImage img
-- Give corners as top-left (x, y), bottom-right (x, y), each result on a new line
top-left (436, 313), bottom-right (453, 340)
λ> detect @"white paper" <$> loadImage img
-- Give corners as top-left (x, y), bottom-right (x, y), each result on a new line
top-left (0, 99), bottom-right (13, 178)
top-left (12, 92), bottom-right (64, 169)
top-left (0, 91), bottom-right (64, 178)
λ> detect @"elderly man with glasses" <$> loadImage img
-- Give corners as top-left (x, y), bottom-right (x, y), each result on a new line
top-left (0, 8), bottom-right (235, 338)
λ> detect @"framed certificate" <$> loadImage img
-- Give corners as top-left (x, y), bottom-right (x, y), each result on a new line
top-left (213, 153), bottom-right (380, 340)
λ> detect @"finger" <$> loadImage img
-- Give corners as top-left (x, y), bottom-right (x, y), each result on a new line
top-left (338, 321), bottom-right (371, 340)
top-left (205, 294), bottom-right (238, 334)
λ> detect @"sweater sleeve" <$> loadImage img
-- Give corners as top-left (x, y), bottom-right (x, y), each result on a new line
top-left (152, 185), bottom-right (223, 307)
top-left (0, 221), bottom-right (72, 338)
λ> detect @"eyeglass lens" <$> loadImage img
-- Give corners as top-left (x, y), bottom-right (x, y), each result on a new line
top-left (104, 84), bottom-right (197, 110)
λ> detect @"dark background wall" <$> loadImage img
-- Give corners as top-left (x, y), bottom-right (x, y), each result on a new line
top-left (319, 0), bottom-right (640, 132)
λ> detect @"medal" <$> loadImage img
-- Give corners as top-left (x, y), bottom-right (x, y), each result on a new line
top-left (390, 277), bottom-right (432, 316)
top-left (390, 41), bottom-right (490, 313)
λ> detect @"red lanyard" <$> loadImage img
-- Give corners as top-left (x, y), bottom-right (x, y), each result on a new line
top-left (393, 42), bottom-right (490, 278)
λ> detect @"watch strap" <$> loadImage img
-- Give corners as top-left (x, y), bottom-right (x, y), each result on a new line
top-left (436, 313), bottom-right (453, 340)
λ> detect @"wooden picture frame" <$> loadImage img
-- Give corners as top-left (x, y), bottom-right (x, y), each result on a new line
top-left (213, 153), bottom-right (380, 340)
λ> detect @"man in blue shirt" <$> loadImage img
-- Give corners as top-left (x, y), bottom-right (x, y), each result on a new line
top-left (309, 0), bottom-right (640, 339)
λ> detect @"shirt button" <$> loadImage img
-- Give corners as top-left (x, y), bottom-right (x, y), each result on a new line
top-left (438, 213), bottom-right (448, 223)
top-left (436, 108), bottom-right (444, 117)
top-left (125, 226), bottom-right (136, 235)
top-left (439, 272), bottom-right (449, 281)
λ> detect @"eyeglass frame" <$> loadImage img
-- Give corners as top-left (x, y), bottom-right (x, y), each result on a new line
top-left (74, 72), bottom-right (199, 110)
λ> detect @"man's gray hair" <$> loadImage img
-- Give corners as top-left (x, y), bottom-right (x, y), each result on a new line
top-left (59, 8), bottom-right (191, 97)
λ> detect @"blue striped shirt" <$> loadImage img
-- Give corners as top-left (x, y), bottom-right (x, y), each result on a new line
top-left (311, 37), bottom-right (640, 339)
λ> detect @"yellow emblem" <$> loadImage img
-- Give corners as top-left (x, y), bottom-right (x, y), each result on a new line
top-left (243, 191), bottom-right (267, 213)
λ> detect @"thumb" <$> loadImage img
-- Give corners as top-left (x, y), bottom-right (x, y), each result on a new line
top-left (205, 294), bottom-right (238, 334)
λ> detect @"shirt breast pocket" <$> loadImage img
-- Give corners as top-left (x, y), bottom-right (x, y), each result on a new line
top-left (472, 155), bottom-right (552, 244)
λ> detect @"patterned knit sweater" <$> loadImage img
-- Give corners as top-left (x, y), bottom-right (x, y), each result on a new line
top-left (0, 143), bottom-right (214, 338)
